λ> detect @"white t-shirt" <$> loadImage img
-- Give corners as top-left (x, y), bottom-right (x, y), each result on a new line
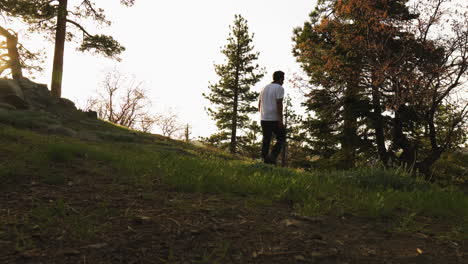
top-left (259, 83), bottom-right (284, 121)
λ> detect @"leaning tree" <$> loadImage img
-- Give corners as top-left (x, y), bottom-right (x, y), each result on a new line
top-left (0, 24), bottom-right (43, 80)
top-left (0, 26), bottom-right (23, 79)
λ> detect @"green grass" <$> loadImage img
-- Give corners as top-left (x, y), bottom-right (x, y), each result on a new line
top-left (27, 198), bottom-right (114, 241)
top-left (433, 151), bottom-right (468, 184)
top-left (1, 122), bottom-right (467, 236)
top-left (0, 109), bottom-right (60, 129)
top-left (2, 198), bottom-right (120, 252)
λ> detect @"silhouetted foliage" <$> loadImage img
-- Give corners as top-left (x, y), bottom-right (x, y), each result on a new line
top-left (293, 0), bottom-right (468, 176)
top-left (0, 0), bottom-right (135, 97)
top-left (0, 26), bottom-right (44, 79)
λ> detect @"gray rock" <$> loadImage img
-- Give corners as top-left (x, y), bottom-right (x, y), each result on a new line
top-left (57, 97), bottom-right (77, 111)
top-left (0, 78), bottom-right (28, 109)
top-left (0, 102), bottom-right (16, 110)
top-left (85, 110), bottom-right (98, 119)
top-left (17, 78), bottom-right (51, 110)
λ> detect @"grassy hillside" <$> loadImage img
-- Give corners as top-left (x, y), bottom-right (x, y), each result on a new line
top-left (1, 109), bottom-right (467, 263)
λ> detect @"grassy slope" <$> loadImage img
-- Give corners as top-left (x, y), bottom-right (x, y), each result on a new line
top-left (0, 109), bottom-right (467, 263)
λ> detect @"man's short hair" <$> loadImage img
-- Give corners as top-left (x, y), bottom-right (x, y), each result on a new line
top-left (273, 71), bottom-right (285, 82)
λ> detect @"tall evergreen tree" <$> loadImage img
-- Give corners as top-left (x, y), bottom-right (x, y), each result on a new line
top-left (203, 14), bottom-right (264, 154)
top-left (294, 0), bottom-right (468, 176)
top-left (280, 96), bottom-right (304, 167)
top-left (293, 1), bottom-right (374, 168)
top-left (294, 0), bottom-right (420, 167)
top-left (184, 124), bottom-right (191, 142)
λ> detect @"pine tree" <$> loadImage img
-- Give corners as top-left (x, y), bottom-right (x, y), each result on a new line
top-left (238, 120), bottom-right (262, 159)
top-left (203, 14), bottom-right (264, 154)
top-left (294, 0), bottom-right (468, 175)
top-left (281, 96), bottom-right (302, 167)
top-left (294, 0), bottom-right (414, 166)
top-left (184, 124), bottom-right (191, 143)
top-left (293, 1), bottom-right (372, 168)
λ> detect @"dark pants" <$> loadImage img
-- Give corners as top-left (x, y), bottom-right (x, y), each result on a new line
top-left (261, 120), bottom-right (286, 164)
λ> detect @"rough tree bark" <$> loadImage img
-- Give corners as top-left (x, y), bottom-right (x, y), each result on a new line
top-left (230, 42), bottom-right (241, 154)
top-left (371, 81), bottom-right (389, 166)
top-left (341, 78), bottom-right (359, 168)
top-left (51, 0), bottom-right (68, 98)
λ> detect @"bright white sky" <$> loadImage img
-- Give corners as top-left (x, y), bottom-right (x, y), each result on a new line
top-left (11, 0), bottom-right (316, 138)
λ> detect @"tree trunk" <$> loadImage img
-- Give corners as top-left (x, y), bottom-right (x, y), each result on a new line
top-left (230, 76), bottom-right (239, 154)
top-left (0, 26), bottom-right (23, 80)
top-left (341, 79), bottom-right (359, 168)
top-left (51, 0), bottom-right (68, 98)
top-left (371, 84), bottom-right (389, 165)
top-left (230, 39), bottom-right (241, 154)
top-left (185, 124), bottom-right (190, 142)
top-left (416, 149), bottom-right (442, 180)
top-left (415, 114), bottom-right (442, 179)
top-left (393, 108), bottom-right (416, 167)
top-left (281, 106), bottom-right (288, 167)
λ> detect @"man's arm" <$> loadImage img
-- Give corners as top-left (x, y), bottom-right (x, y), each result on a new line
top-left (258, 98), bottom-right (261, 112)
top-left (276, 99), bottom-right (283, 125)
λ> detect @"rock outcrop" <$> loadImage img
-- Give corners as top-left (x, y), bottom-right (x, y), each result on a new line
top-left (1, 77), bottom-right (80, 114)
top-left (17, 78), bottom-right (53, 111)
top-left (0, 78), bottom-right (28, 109)
top-left (0, 77), bottom-right (102, 139)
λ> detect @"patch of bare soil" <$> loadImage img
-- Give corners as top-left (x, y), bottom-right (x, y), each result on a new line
top-left (0, 175), bottom-right (466, 264)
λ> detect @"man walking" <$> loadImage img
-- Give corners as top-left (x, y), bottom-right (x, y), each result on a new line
top-left (258, 71), bottom-right (286, 165)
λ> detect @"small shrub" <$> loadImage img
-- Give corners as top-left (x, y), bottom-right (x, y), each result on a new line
top-left (433, 152), bottom-right (468, 184)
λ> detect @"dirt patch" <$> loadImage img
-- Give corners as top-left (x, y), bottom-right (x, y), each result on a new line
top-left (0, 173), bottom-right (466, 264)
